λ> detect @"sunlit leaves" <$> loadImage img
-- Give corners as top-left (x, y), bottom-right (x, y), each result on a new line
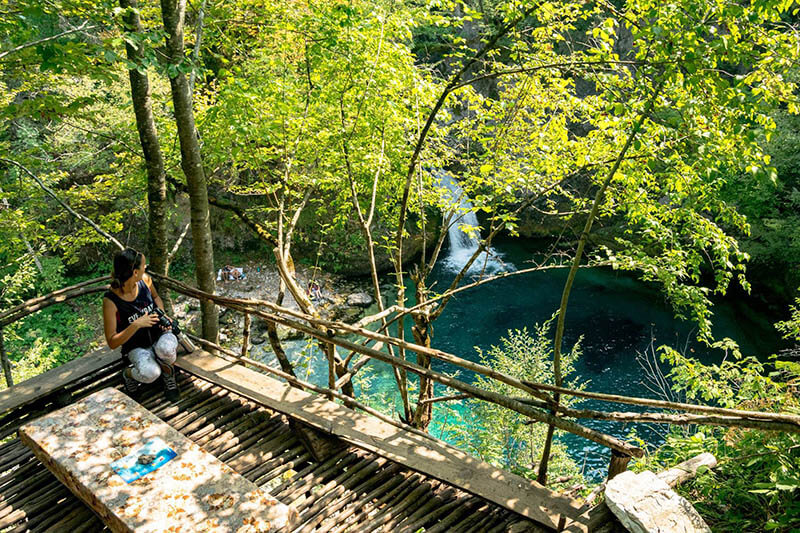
top-left (195, 0), bottom-right (445, 265)
top-left (776, 294), bottom-right (800, 342)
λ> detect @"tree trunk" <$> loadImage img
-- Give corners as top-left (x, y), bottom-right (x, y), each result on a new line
top-left (0, 328), bottom-right (13, 388)
top-left (411, 316), bottom-right (434, 430)
top-left (119, 0), bottom-right (172, 314)
top-left (240, 313), bottom-right (250, 358)
top-left (22, 235), bottom-right (43, 274)
top-left (188, 0), bottom-right (206, 95)
top-left (266, 323), bottom-right (297, 377)
top-left (272, 246), bottom-right (354, 397)
top-left (159, 0), bottom-right (218, 342)
top-left (409, 272), bottom-right (435, 430)
top-left (536, 79), bottom-right (664, 485)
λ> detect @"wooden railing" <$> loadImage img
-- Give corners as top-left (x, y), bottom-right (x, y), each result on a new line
top-left (0, 276), bottom-right (111, 387)
top-left (3, 273), bottom-right (800, 483)
top-left (150, 274), bottom-right (800, 478)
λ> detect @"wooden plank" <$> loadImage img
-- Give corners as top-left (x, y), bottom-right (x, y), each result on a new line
top-left (19, 387), bottom-right (298, 533)
top-left (177, 350), bottom-right (587, 530)
top-left (0, 346), bottom-right (120, 415)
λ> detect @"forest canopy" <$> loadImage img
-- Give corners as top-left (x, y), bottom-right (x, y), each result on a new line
top-left (2, 0), bottom-right (800, 529)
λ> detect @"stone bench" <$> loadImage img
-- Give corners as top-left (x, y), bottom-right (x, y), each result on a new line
top-left (19, 387), bottom-right (297, 533)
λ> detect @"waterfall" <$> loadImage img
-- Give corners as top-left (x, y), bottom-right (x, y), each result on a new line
top-left (436, 170), bottom-right (513, 274)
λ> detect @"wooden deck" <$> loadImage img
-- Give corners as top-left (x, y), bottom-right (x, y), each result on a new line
top-left (0, 354), bottom-right (560, 532)
top-left (178, 351), bottom-right (585, 529)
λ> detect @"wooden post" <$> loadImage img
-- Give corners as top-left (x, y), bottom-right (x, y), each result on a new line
top-left (324, 343), bottom-right (336, 400)
top-left (607, 449), bottom-right (631, 481)
top-left (0, 328), bottom-right (12, 388)
top-left (241, 313), bottom-right (251, 359)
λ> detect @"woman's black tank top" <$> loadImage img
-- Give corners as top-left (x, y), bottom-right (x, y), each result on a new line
top-left (104, 280), bottom-right (162, 356)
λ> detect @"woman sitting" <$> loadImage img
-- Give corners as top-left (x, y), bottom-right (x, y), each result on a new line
top-left (102, 248), bottom-right (180, 401)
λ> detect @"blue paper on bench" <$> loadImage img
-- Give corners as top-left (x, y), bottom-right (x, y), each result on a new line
top-left (110, 437), bottom-right (177, 483)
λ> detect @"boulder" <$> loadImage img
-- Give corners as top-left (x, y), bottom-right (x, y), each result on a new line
top-left (219, 309), bottom-right (240, 326)
top-left (253, 317), bottom-right (270, 335)
top-left (339, 306), bottom-right (365, 324)
top-left (346, 292), bottom-right (373, 307)
top-left (249, 318), bottom-right (303, 342)
top-left (277, 324), bottom-right (304, 341)
top-left (605, 471), bottom-right (711, 533)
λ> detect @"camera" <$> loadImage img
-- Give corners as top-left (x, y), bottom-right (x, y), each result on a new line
top-left (154, 308), bottom-right (181, 335)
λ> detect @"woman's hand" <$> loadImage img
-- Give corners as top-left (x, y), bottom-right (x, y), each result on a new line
top-left (132, 313), bottom-right (159, 330)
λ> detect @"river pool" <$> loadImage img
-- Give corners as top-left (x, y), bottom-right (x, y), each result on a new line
top-left (252, 235), bottom-right (782, 481)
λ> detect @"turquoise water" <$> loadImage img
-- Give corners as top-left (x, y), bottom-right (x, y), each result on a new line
top-left (254, 236), bottom-right (782, 481)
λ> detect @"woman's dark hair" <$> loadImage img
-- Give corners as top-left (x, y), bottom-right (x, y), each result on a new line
top-left (110, 248), bottom-right (143, 289)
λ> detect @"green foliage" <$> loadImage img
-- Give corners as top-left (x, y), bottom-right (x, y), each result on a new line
top-left (722, 108), bottom-right (800, 298)
top-left (198, 0), bottom-right (445, 261)
top-left (3, 0), bottom-right (798, 343)
top-left (645, 426), bottom-right (800, 532)
top-left (638, 344), bottom-right (800, 531)
top-left (0, 0), bottom-right (188, 300)
top-left (0, 0), bottom-right (119, 83)
top-left (660, 340), bottom-right (782, 408)
top-left (776, 293), bottom-right (800, 342)
top-left (1, 4), bottom-right (799, 502)
top-left (351, 365), bottom-right (397, 415)
top-left (400, 0), bottom-right (800, 346)
top-left (582, 0), bottom-right (797, 340)
top-left (1, 291), bottom-right (102, 389)
top-left (447, 324), bottom-right (585, 485)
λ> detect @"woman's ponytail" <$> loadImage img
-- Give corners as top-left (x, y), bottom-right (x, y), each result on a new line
top-left (111, 248), bottom-right (142, 289)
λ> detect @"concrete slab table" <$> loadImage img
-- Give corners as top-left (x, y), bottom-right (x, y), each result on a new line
top-left (19, 387), bottom-right (297, 533)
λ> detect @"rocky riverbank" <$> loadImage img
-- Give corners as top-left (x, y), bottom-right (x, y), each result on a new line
top-left (171, 261), bottom-right (378, 347)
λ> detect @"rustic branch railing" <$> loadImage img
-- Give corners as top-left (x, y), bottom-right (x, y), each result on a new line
top-left (0, 276), bottom-right (110, 328)
top-left (151, 274), bottom-right (644, 458)
top-left (146, 273), bottom-right (800, 484)
top-left (152, 274), bottom-right (800, 423)
top-left (3, 273), bottom-right (800, 484)
top-left (0, 276), bottom-right (111, 387)
top-left (185, 333), bottom-right (438, 443)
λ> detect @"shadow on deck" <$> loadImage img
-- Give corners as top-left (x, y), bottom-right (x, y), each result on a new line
top-left (0, 362), bottom-right (548, 532)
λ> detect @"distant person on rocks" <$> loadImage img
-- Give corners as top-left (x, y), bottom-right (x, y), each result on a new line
top-left (308, 280), bottom-right (322, 302)
top-left (102, 248), bottom-right (180, 401)
top-left (220, 265), bottom-right (244, 281)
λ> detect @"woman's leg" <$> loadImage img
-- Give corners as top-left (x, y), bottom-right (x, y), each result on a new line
top-left (153, 332), bottom-right (178, 364)
top-left (153, 333), bottom-right (180, 401)
top-left (127, 347), bottom-right (162, 383)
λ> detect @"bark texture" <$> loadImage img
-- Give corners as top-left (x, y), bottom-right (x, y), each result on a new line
top-left (411, 316), bottom-right (433, 430)
top-left (0, 328), bottom-right (12, 387)
top-left (159, 0), bottom-right (218, 341)
top-left (119, 0), bottom-right (171, 312)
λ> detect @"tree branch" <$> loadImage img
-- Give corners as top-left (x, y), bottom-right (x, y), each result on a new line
top-left (1, 158), bottom-right (124, 250)
top-left (165, 222), bottom-right (191, 272)
top-left (0, 22), bottom-right (95, 61)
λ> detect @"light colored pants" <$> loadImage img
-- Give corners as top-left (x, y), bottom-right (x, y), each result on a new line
top-left (127, 333), bottom-right (178, 383)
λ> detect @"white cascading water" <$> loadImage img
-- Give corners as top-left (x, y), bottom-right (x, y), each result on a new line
top-left (436, 170), bottom-right (513, 274)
